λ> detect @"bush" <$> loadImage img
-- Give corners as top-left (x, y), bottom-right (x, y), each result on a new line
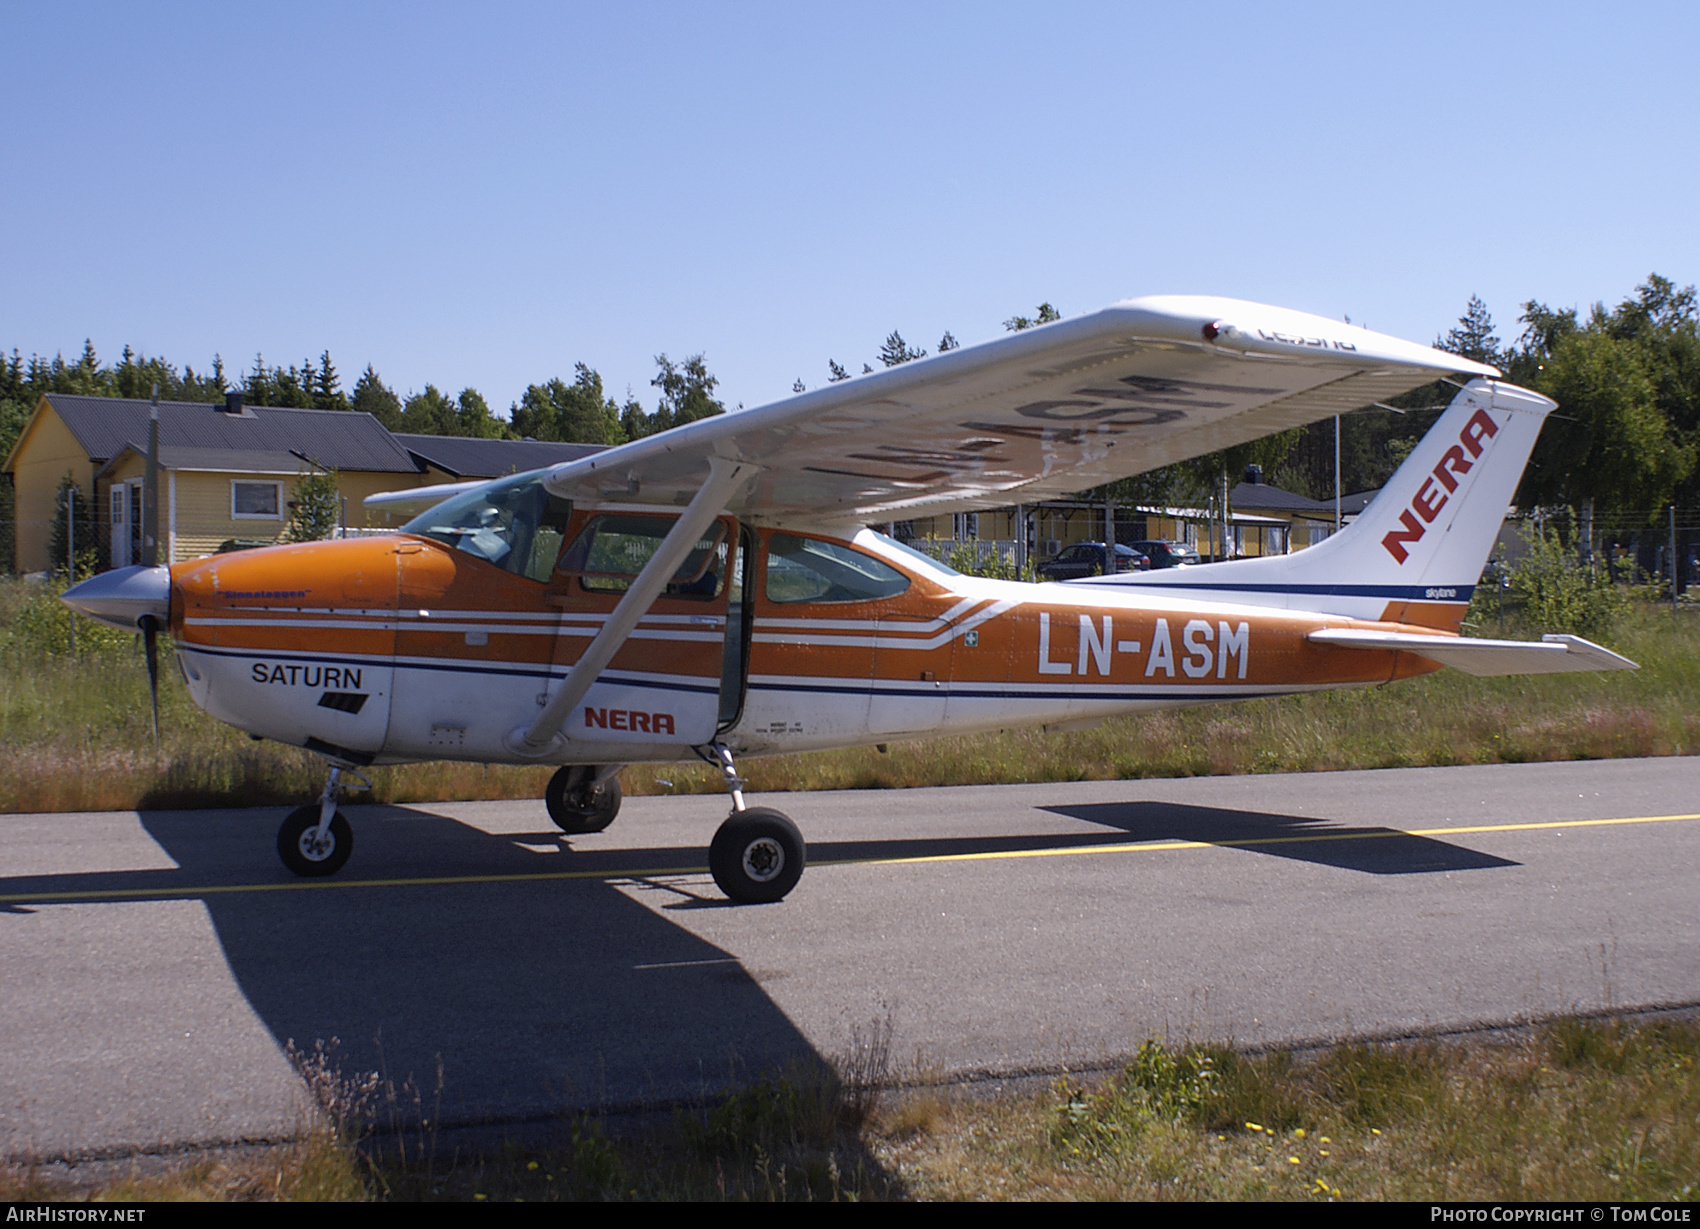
top-left (1506, 522), bottom-right (1628, 637)
top-left (943, 539), bottom-right (1033, 581)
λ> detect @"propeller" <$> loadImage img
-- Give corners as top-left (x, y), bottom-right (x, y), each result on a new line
top-left (143, 387), bottom-right (161, 749)
top-left (140, 613), bottom-right (160, 746)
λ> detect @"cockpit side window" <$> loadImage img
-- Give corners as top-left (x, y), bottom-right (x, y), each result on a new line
top-left (556, 514), bottom-right (728, 600)
top-left (401, 472), bottom-right (572, 583)
top-left (765, 534), bottom-right (910, 604)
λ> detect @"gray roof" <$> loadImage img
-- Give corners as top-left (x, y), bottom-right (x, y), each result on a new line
top-left (35, 394), bottom-right (422, 474)
top-left (95, 445), bottom-right (313, 480)
top-left (395, 434), bottom-right (607, 478)
top-left (1229, 480), bottom-right (1334, 515)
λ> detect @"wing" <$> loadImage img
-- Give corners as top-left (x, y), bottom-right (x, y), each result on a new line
top-left (1308, 629), bottom-right (1639, 676)
top-left (540, 294), bottom-right (1499, 527)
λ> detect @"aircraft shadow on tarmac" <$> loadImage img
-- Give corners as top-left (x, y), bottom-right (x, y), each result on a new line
top-left (1037, 801), bottom-right (1520, 875)
top-left (1, 805), bottom-right (867, 1144)
top-left (0, 792), bottom-right (1511, 1143)
top-left (778, 800), bottom-right (1518, 875)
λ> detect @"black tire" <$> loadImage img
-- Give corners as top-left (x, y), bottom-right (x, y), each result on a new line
top-left (545, 766), bottom-right (622, 834)
top-left (278, 804), bottom-right (353, 877)
top-left (709, 808), bottom-right (805, 904)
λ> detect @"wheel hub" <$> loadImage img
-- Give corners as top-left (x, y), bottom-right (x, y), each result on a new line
top-left (297, 829), bottom-right (335, 861)
top-left (742, 837), bottom-right (784, 882)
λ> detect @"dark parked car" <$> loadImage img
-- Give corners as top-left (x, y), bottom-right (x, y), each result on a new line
top-left (1127, 540), bottom-right (1201, 569)
top-left (1036, 542), bottom-right (1150, 581)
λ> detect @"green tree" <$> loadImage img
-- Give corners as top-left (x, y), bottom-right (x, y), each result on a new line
top-left (313, 352), bottom-right (348, 411)
top-left (1435, 294), bottom-right (1503, 368)
top-left (351, 365), bottom-right (403, 430)
top-left (1518, 327), bottom-right (1693, 513)
top-left (1003, 302), bottom-right (1061, 332)
top-left (453, 387), bottom-right (509, 439)
top-left (47, 474), bottom-right (98, 576)
top-left (512, 364), bottom-right (624, 444)
top-left (399, 384), bottom-right (461, 435)
top-left (284, 464), bottom-right (341, 542)
top-left (649, 354), bottom-right (725, 430)
top-left (879, 332), bottom-right (927, 366)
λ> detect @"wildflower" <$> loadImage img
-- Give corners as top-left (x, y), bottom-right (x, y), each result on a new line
top-left (1289, 1156), bottom-right (1301, 1165)
top-left (1245, 1121), bottom-right (1262, 1131)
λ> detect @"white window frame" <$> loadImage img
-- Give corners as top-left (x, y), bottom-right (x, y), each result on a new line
top-left (231, 480), bottom-right (284, 520)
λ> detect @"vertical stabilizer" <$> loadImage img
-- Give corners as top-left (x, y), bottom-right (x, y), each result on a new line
top-left (1077, 379), bottom-right (1556, 629)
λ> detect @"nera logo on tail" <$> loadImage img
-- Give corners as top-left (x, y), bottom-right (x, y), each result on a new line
top-left (1382, 408), bottom-right (1502, 565)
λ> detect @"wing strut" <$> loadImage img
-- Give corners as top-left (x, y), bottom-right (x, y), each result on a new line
top-left (506, 455), bottom-right (758, 757)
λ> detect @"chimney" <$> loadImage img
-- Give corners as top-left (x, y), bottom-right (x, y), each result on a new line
top-left (1244, 464), bottom-right (1263, 484)
top-left (222, 391), bottom-right (246, 414)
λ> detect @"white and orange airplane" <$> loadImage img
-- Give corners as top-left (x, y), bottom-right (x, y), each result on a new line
top-left (63, 295), bottom-right (1636, 903)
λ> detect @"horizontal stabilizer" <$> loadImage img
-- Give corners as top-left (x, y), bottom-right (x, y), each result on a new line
top-left (1307, 628), bottom-right (1638, 676)
top-left (364, 479), bottom-right (489, 512)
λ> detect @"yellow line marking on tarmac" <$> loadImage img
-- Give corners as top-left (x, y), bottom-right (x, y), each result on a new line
top-left (825, 811), bottom-right (1700, 868)
top-left (3, 812), bottom-right (1697, 906)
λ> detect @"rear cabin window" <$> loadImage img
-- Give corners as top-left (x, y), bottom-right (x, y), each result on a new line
top-left (765, 535), bottom-right (910, 604)
top-left (556, 514), bottom-right (728, 600)
top-left (401, 471), bottom-right (573, 582)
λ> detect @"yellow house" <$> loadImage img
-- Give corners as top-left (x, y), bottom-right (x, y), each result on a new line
top-left (5, 392), bottom-right (423, 573)
top-left (5, 392), bottom-right (617, 574)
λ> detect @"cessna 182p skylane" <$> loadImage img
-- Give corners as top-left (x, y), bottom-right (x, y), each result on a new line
top-left (62, 295), bottom-right (1636, 904)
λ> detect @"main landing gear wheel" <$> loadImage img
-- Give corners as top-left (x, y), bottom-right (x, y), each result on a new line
top-left (278, 805), bottom-right (353, 877)
top-left (709, 808), bottom-right (805, 904)
top-left (546, 766), bottom-right (622, 834)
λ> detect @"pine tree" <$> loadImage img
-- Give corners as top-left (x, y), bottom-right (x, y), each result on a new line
top-left (1436, 295), bottom-right (1503, 367)
top-left (314, 352), bottom-right (348, 410)
top-left (351, 365), bottom-right (403, 430)
top-left (827, 359), bottom-right (850, 383)
top-left (1003, 302), bottom-right (1061, 332)
top-left (879, 332), bottom-right (926, 366)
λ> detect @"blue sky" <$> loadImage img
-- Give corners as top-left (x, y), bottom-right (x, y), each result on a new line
top-left (4, 2), bottom-right (1696, 416)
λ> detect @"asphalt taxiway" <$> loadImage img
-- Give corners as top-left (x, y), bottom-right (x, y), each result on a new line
top-left (3, 756), bottom-right (1697, 1160)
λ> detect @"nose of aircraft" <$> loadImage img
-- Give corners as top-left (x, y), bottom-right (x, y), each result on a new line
top-left (60, 564), bottom-right (172, 631)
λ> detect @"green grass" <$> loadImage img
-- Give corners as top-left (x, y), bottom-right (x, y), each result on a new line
top-left (6, 1015), bottom-right (1696, 1201)
top-left (3, 576), bottom-right (1697, 813)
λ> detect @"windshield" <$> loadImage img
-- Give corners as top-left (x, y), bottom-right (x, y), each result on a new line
top-left (401, 471), bottom-right (573, 582)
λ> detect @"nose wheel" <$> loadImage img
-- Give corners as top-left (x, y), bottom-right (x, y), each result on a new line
top-left (277, 763), bottom-right (366, 877)
top-left (709, 807), bottom-right (805, 904)
top-left (278, 805), bottom-right (353, 876)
